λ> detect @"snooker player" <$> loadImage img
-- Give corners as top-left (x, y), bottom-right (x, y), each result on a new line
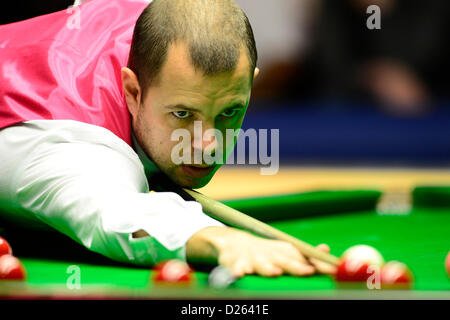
top-left (0, 0), bottom-right (332, 277)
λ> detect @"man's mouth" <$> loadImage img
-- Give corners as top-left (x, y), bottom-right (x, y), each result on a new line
top-left (180, 164), bottom-right (216, 178)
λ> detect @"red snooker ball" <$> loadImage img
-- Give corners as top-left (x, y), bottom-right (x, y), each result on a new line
top-left (335, 258), bottom-right (371, 282)
top-left (153, 259), bottom-right (193, 283)
top-left (335, 245), bottom-right (384, 283)
top-left (380, 261), bottom-right (413, 289)
top-left (0, 254), bottom-right (26, 280)
top-left (445, 251), bottom-right (450, 278)
top-left (0, 237), bottom-right (12, 257)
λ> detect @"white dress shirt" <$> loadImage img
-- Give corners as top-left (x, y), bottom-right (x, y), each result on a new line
top-left (0, 120), bottom-right (224, 266)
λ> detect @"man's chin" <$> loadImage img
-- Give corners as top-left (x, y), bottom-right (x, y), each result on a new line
top-left (173, 175), bottom-right (212, 189)
top-left (169, 168), bottom-right (217, 189)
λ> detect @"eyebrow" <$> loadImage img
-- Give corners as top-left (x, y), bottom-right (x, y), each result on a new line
top-left (165, 101), bottom-right (248, 113)
top-left (165, 104), bottom-right (202, 113)
top-left (221, 102), bottom-right (247, 111)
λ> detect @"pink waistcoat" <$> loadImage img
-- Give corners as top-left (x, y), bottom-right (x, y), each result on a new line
top-left (0, 0), bottom-right (149, 146)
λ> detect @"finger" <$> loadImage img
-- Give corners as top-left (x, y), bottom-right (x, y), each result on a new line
top-left (230, 258), bottom-right (254, 278)
top-left (309, 257), bottom-right (336, 275)
top-left (309, 243), bottom-right (336, 275)
top-left (218, 253), bottom-right (244, 276)
top-left (316, 243), bottom-right (330, 253)
top-left (272, 253), bottom-right (315, 277)
top-left (274, 241), bottom-right (309, 264)
top-left (253, 256), bottom-right (283, 277)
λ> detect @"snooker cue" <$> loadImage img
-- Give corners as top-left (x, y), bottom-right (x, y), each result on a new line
top-left (183, 188), bottom-right (341, 266)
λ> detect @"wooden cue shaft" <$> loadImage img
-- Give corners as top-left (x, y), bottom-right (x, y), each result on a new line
top-left (184, 189), bottom-right (341, 266)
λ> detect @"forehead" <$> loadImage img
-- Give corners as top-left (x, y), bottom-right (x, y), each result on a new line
top-left (155, 42), bottom-right (252, 98)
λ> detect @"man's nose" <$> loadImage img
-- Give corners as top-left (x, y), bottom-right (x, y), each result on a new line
top-left (192, 122), bottom-right (220, 155)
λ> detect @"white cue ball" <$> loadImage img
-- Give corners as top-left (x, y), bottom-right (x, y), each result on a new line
top-left (208, 265), bottom-right (237, 289)
top-left (342, 245), bottom-right (384, 267)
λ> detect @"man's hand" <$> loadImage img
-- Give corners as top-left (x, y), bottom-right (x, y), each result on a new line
top-left (186, 226), bottom-right (335, 278)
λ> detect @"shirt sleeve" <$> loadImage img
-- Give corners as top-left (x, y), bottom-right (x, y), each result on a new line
top-left (0, 120), bottom-right (224, 266)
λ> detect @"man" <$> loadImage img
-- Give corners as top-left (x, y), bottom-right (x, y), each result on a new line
top-left (0, 0), bottom-right (332, 277)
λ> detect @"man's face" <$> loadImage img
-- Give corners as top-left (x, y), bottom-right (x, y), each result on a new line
top-left (125, 42), bottom-right (254, 188)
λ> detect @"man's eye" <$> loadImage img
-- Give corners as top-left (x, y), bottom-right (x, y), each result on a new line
top-left (172, 111), bottom-right (191, 119)
top-left (221, 109), bottom-right (239, 118)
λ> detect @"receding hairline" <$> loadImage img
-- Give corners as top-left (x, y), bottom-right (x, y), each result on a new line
top-left (128, 0), bottom-right (258, 95)
top-left (147, 41), bottom-right (254, 87)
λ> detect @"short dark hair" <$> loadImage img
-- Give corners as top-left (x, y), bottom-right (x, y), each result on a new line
top-left (127, 0), bottom-right (257, 97)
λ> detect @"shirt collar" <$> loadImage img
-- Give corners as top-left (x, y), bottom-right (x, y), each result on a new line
top-left (131, 130), bottom-right (161, 181)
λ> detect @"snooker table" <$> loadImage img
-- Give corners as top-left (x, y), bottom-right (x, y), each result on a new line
top-left (0, 186), bottom-right (449, 300)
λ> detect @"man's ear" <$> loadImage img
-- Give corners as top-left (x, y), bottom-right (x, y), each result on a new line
top-left (254, 67), bottom-right (260, 80)
top-left (121, 67), bottom-right (142, 117)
